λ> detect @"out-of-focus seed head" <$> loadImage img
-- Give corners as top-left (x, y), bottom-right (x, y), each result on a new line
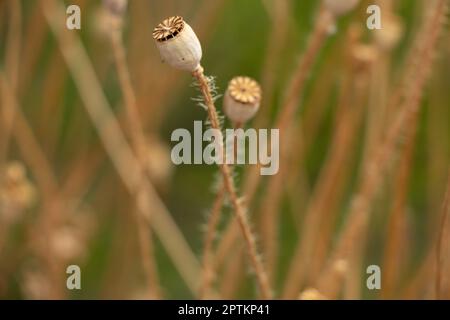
top-left (298, 288), bottom-right (327, 300)
top-left (0, 162), bottom-right (36, 223)
top-left (323, 0), bottom-right (360, 17)
top-left (102, 0), bottom-right (128, 17)
top-left (21, 270), bottom-right (51, 300)
top-left (352, 44), bottom-right (378, 71)
top-left (145, 139), bottom-right (173, 190)
top-left (51, 226), bottom-right (84, 261)
top-left (223, 76), bottom-right (262, 125)
top-left (373, 15), bottom-right (404, 51)
top-left (153, 16), bottom-right (203, 72)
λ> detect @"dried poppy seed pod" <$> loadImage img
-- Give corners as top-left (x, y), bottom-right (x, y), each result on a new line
top-left (153, 16), bottom-right (202, 72)
top-left (323, 0), bottom-right (360, 17)
top-left (223, 76), bottom-right (262, 125)
top-left (102, 0), bottom-right (128, 17)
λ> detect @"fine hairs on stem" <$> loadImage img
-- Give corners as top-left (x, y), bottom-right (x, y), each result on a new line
top-left (153, 17), bottom-right (271, 299)
top-left (199, 76), bottom-right (262, 299)
top-left (104, 0), bottom-right (160, 298)
top-left (199, 186), bottom-right (226, 299)
top-left (192, 68), bottom-right (271, 299)
top-left (214, 4), bottom-right (336, 290)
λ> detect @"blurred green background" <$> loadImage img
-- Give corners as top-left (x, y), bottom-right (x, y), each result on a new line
top-left (0, 0), bottom-right (449, 299)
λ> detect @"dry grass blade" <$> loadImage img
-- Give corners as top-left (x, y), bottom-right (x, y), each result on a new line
top-left (213, 7), bottom-right (334, 287)
top-left (1, 72), bottom-right (67, 298)
top-left (108, 18), bottom-right (161, 298)
top-left (42, 0), bottom-right (203, 295)
top-left (381, 110), bottom-right (418, 299)
top-left (1, 0), bottom-right (21, 165)
top-left (436, 172), bottom-right (450, 299)
top-left (260, 6), bottom-right (333, 283)
top-left (199, 187), bottom-right (225, 299)
top-left (316, 0), bottom-right (448, 294)
top-left (282, 41), bottom-right (371, 298)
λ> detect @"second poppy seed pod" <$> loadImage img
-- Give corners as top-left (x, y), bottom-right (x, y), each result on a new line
top-left (323, 0), bottom-right (360, 17)
top-left (223, 77), bottom-right (262, 125)
top-left (153, 16), bottom-right (202, 72)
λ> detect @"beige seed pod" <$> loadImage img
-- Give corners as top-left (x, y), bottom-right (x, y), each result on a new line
top-left (102, 0), bottom-right (128, 17)
top-left (352, 44), bottom-right (378, 71)
top-left (102, 0), bottom-right (128, 29)
top-left (298, 288), bottom-right (327, 300)
top-left (0, 162), bottom-right (36, 220)
top-left (22, 270), bottom-right (51, 300)
top-left (323, 0), bottom-right (360, 17)
top-left (373, 15), bottom-right (403, 51)
top-left (153, 16), bottom-right (202, 72)
top-left (5, 161), bottom-right (26, 182)
top-left (223, 76), bottom-right (262, 125)
top-left (51, 227), bottom-right (84, 261)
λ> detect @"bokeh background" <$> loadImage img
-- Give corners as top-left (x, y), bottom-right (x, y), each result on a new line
top-left (0, 0), bottom-right (449, 299)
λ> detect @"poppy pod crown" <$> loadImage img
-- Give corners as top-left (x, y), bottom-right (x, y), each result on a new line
top-left (223, 76), bottom-right (262, 124)
top-left (153, 16), bottom-right (203, 72)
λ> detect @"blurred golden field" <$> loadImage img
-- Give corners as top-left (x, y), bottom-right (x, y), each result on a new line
top-left (0, 0), bottom-right (449, 300)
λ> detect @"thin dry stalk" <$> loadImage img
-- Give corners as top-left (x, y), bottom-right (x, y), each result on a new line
top-left (109, 23), bottom-right (161, 298)
top-left (361, 0), bottom-right (397, 166)
top-left (316, 0), bottom-right (448, 293)
top-left (282, 55), bottom-right (369, 298)
top-left (402, 248), bottom-right (436, 299)
top-left (252, 0), bottom-right (291, 130)
top-left (401, 173), bottom-right (450, 299)
top-left (36, 51), bottom-right (67, 152)
top-left (213, 7), bottom-right (334, 286)
top-left (381, 112), bottom-right (419, 299)
top-left (42, 0), bottom-right (203, 295)
top-left (199, 187), bottom-right (226, 299)
top-left (196, 1), bottom-right (291, 285)
top-left (284, 53), bottom-right (341, 218)
top-left (192, 67), bottom-right (272, 299)
top-left (219, 246), bottom-right (246, 299)
top-left (199, 121), bottom-right (243, 299)
top-left (1, 73), bottom-right (67, 299)
top-left (1, 0), bottom-right (21, 165)
top-left (5, 0), bottom-right (21, 90)
top-left (436, 172), bottom-right (450, 299)
top-left (18, 2), bottom-right (48, 96)
top-left (59, 150), bottom-right (105, 202)
top-left (342, 224), bottom-right (367, 300)
top-left (316, 45), bottom-right (377, 299)
top-left (259, 8), bottom-right (333, 282)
